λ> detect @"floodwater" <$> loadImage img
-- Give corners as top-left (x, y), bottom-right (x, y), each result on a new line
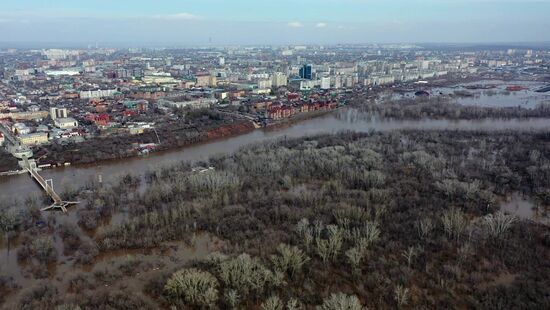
top-left (0, 232), bottom-right (220, 308)
top-left (0, 236), bottom-right (21, 286)
top-left (500, 193), bottom-right (549, 225)
top-left (2, 109), bottom-right (550, 204)
top-left (388, 80), bottom-right (550, 108)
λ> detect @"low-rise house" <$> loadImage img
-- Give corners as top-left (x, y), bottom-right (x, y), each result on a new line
top-left (54, 117), bottom-right (79, 129)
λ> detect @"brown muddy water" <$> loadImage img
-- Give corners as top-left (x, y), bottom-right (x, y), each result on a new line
top-left (0, 232), bottom-right (220, 308)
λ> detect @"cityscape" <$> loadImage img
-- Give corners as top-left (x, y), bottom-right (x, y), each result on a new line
top-left (1, 45), bottom-right (548, 172)
top-left (1, 1), bottom-right (550, 309)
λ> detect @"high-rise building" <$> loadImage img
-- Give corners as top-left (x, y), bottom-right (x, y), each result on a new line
top-left (321, 77), bottom-right (331, 90)
top-left (272, 72), bottom-right (288, 88)
top-left (219, 57), bottom-right (225, 66)
top-left (299, 64), bottom-right (312, 80)
top-left (50, 107), bottom-right (68, 120)
top-left (258, 79), bottom-right (272, 89)
top-left (334, 75), bottom-right (343, 89)
top-left (196, 74), bottom-right (217, 87)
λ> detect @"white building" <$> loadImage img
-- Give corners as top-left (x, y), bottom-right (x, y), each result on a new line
top-left (417, 60), bottom-right (430, 70)
top-left (158, 98), bottom-right (218, 109)
top-left (54, 117), bottom-right (79, 129)
top-left (334, 75), bottom-right (343, 89)
top-left (43, 49), bottom-right (79, 60)
top-left (257, 79), bottom-right (272, 89)
top-left (345, 76), bottom-right (355, 88)
top-left (300, 80), bottom-right (317, 91)
top-left (272, 72), bottom-right (288, 88)
top-left (45, 69), bottom-right (81, 76)
top-left (365, 75), bottom-right (395, 86)
top-left (143, 74), bottom-right (178, 85)
top-left (281, 50), bottom-right (293, 56)
top-left (320, 77), bottom-right (331, 90)
top-left (50, 107), bottom-right (68, 120)
top-left (80, 89), bottom-right (118, 99)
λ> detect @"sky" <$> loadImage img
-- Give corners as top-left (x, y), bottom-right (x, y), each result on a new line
top-left (0, 0), bottom-right (549, 46)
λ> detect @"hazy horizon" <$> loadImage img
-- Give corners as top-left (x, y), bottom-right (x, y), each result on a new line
top-left (1, 0), bottom-right (549, 46)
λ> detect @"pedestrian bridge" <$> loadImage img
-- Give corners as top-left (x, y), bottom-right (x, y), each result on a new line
top-left (22, 158), bottom-right (78, 213)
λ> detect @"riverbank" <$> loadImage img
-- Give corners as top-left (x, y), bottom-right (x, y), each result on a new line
top-left (264, 108), bottom-right (340, 131)
top-left (11, 120), bottom-right (255, 174)
top-left (0, 109), bottom-right (337, 177)
top-left (0, 108), bottom-right (346, 175)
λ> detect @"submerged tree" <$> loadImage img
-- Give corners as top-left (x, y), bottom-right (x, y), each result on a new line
top-left (218, 254), bottom-right (274, 299)
top-left (31, 237), bottom-right (57, 264)
top-left (0, 208), bottom-right (19, 251)
top-left (483, 212), bottom-right (516, 240)
top-left (271, 243), bottom-right (310, 279)
top-left (164, 268), bottom-right (219, 308)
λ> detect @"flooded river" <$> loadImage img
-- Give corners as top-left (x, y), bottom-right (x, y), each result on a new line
top-left (387, 80), bottom-right (550, 108)
top-left (2, 109), bottom-right (550, 203)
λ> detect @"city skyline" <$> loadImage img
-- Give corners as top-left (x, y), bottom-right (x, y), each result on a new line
top-left (1, 0), bottom-right (550, 45)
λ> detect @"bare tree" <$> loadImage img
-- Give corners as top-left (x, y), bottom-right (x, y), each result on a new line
top-left (345, 247), bottom-right (365, 275)
top-left (318, 293), bottom-right (363, 310)
top-left (164, 268), bottom-right (219, 308)
top-left (394, 285), bottom-right (410, 308)
top-left (271, 243), bottom-right (310, 279)
top-left (286, 298), bottom-right (302, 310)
top-left (416, 218), bottom-right (434, 240)
top-left (401, 246), bottom-right (417, 268)
top-left (483, 212), bottom-right (516, 240)
top-left (224, 289), bottom-right (240, 309)
top-left (441, 208), bottom-right (468, 241)
top-left (219, 254), bottom-right (274, 298)
top-left (262, 295), bottom-right (284, 310)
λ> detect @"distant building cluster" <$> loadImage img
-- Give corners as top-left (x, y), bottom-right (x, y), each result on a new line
top-left (0, 44), bottom-right (547, 150)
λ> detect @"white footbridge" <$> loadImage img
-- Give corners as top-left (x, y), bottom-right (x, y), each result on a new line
top-left (23, 158), bottom-right (78, 213)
